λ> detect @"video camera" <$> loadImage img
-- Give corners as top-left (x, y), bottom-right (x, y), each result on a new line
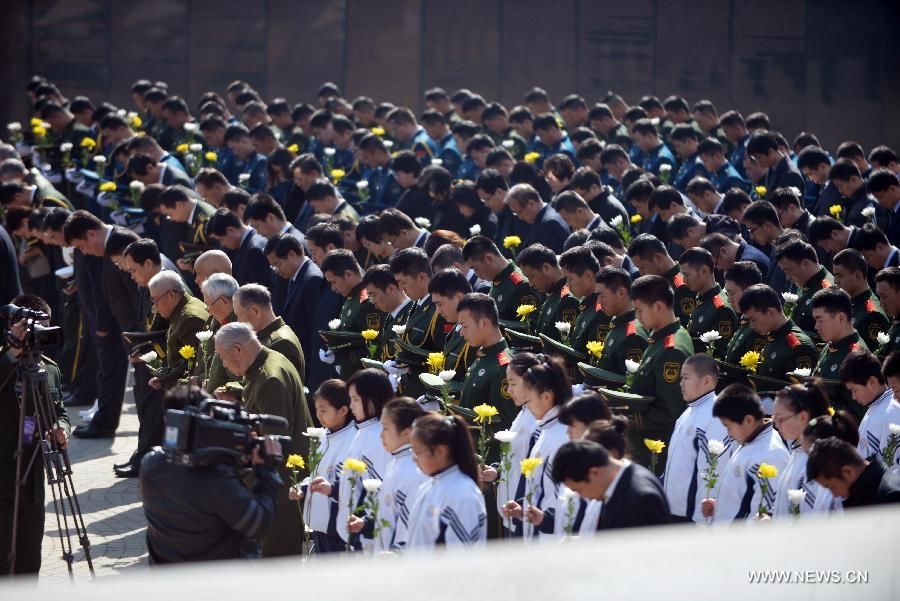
top-left (163, 399), bottom-right (291, 467)
top-left (1, 304), bottom-right (63, 353)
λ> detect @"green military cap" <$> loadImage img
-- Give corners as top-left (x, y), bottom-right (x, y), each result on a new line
top-left (122, 329), bottom-right (167, 354)
top-left (540, 333), bottom-right (588, 363)
top-left (577, 362), bottom-right (626, 388)
top-left (593, 387), bottom-right (654, 414)
top-left (420, 372), bottom-right (465, 395)
top-left (360, 358), bottom-right (389, 371)
top-left (499, 318), bottom-right (528, 333)
top-left (178, 241), bottom-right (216, 263)
top-left (714, 359), bottom-right (752, 388)
top-left (394, 338), bottom-right (430, 368)
top-left (506, 328), bottom-right (542, 352)
top-left (748, 373), bottom-right (792, 395)
top-left (319, 329), bottom-right (367, 351)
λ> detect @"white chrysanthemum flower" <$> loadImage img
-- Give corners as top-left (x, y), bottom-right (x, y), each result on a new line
top-left (790, 367), bottom-right (811, 378)
top-left (782, 292), bottom-right (799, 304)
top-left (324, 147), bottom-right (336, 157)
top-left (328, 318), bottom-right (342, 330)
top-left (877, 331), bottom-right (891, 345)
top-left (555, 321), bottom-right (571, 334)
top-left (439, 370), bottom-right (456, 382)
top-left (183, 122), bottom-right (199, 133)
top-left (414, 217), bottom-right (431, 229)
top-left (139, 351), bottom-right (158, 364)
top-left (362, 478), bottom-right (383, 493)
top-left (195, 330), bottom-right (213, 342)
top-left (699, 330), bottom-right (721, 343)
top-left (238, 173), bottom-right (250, 185)
top-left (469, 224), bottom-right (482, 236)
top-left (609, 214), bottom-right (623, 228)
top-left (625, 359), bottom-right (640, 374)
top-left (502, 139), bottom-right (515, 149)
top-left (384, 140), bottom-right (394, 149)
top-left (392, 324), bottom-right (407, 336)
top-left (7, 122), bottom-right (22, 132)
top-left (356, 179), bottom-right (369, 190)
top-left (130, 180), bottom-right (145, 192)
top-left (59, 142), bottom-right (73, 153)
top-left (431, 158), bottom-right (443, 166)
top-left (889, 423), bottom-right (900, 436)
top-left (304, 427), bottom-right (328, 440)
top-left (116, 108), bottom-right (127, 118)
top-left (787, 489), bottom-right (806, 506)
top-left (707, 439), bottom-right (726, 456)
top-left (861, 206), bottom-right (876, 218)
top-left (93, 155), bottom-right (107, 164)
top-left (559, 487), bottom-right (579, 504)
top-left (659, 164), bottom-right (672, 174)
top-left (493, 430), bottom-right (517, 443)
top-left (189, 143), bottom-right (203, 153)
top-left (788, 186), bottom-right (802, 197)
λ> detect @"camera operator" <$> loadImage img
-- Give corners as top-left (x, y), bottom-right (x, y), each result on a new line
top-left (0, 294), bottom-right (70, 577)
top-left (140, 385), bottom-right (283, 563)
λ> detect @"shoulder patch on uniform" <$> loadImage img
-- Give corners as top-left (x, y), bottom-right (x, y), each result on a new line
top-left (663, 361), bottom-right (680, 383)
top-left (497, 351), bottom-right (510, 366)
top-left (850, 342), bottom-right (860, 352)
top-left (560, 284), bottom-right (570, 297)
top-left (627, 348), bottom-right (643, 363)
top-left (712, 295), bottom-right (725, 309)
top-left (719, 320), bottom-right (734, 337)
top-left (509, 271), bottom-right (524, 285)
top-left (626, 321), bottom-right (637, 336)
top-left (500, 378), bottom-right (511, 398)
top-left (821, 279), bottom-right (830, 290)
top-left (786, 332), bottom-right (800, 348)
top-left (443, 323), bottom-right (454, 333)
top-left (359, 288), bottom-right (369, 302)
top-left (796, 356), bottom-right (812, 370)
top-left (869, 323), bottom-right (882, 342)
top-left (865, 299), bottom-right (876, 313)
top-left (664, 334), bottom-right (675, 349)
top-left (366, 313), bottom-right (381, 330)
top-left (673, 273), bottom-right (685, 287)
top-left (595, 299), bottom-right (602, 312)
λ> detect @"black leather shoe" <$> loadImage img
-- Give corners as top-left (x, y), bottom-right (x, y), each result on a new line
top-left (113, 452), bottom-right (138, 469)
top-left (72, 424), bottom-right (116, 439)
top-left (114, 462), bottom-right (140, 478)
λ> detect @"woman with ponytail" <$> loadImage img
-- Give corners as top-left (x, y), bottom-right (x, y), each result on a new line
top-left (405, 413), bottom-right (487, 550)
top-left (800, 410), bottom-right (860, 512)
top-left (770, 380), bottom-right (831, 518)
top-left (500, 352), bottom-right (572, 538)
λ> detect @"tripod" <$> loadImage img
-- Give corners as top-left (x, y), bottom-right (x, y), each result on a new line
top-left (8, 349), bottom-right (94, 578)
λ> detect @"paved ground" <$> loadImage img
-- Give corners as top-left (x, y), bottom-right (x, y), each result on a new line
top-left (39, 373), bottom-right (148, 583)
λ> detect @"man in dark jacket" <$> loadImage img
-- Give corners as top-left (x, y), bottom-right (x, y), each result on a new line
top-left (808, 438), bottom-right (900, 509)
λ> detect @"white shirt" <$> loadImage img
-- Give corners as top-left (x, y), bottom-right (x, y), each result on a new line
top-left (335, 418), bottom-right (393, 543)
top-left (603, 458), bottom-right (632, 502)
top-left (304, 420), bottom-right (356, 534)
top-left (495, 406), bottom-right (537, 520)
top-left (772, 441), bottom-right (828, 518)
top-left (857, 389), bottom-right (900, 464)
top-left (405, 464), bottom-right (487, 551)
top-left (885, 247), bottom-right (900, 269)
top-left (374, 444), bottom-right (427, 551)
top-left (712, 423), bottom-right (790, 523)
top-left (663, 391), bottom-right (734, 521)
top-left (521, 406), bottom-right (568, 538)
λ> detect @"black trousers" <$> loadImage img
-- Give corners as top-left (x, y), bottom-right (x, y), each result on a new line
top-left (64, 300), bottom-right (98, 402)
top-left (0, 499), bottom-right (44, 576)
top-left (311, 531), bottom-right (344, 554)
top-left (133, 363), bottom-right (164, 457)
top-left (86, 330), bottom-right (128, 431)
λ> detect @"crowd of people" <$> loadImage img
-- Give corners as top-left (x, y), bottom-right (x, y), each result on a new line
top-left (2, 74), bottom-right (900, 571)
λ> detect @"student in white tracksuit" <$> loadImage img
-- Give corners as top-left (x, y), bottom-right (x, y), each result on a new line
top-left (769, 383), bottom-right (831, 518)
top-left (405, 413), bottom-right (487, 550)
top-left (841, 351), bottom-right (900, 465)
top-left (309, 369), bottom-right (394, 551)
top-left (499, 353), bottom-right (573, 539)
top-left (800, 410), bottom-right (863, 513)
top-left (347, 398), bottom-right (428, 552)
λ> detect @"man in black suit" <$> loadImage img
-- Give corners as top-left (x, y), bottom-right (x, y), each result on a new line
top-left (245, 195), bottom-right (308, 312)
top-left (808, 438), bottom-right (900, 509)
top-left (63, 211), bottom-right (130, 438)
top-left (126, 153), bottom-right (193, 189)
top-left (205, 208), bottom-right (273, 288)
top-left (0, 223), bottom-right (22, 306)
top-left (746, 130), bottom-right (805, 195)
top-left (270, 235), bottom-right (341, 396)
top-left (869, 169), bottom-right (900, 244)
top-left (552, 439), bottom-right (672, 530)
top-left (508, 183), bottom-right (571, 254)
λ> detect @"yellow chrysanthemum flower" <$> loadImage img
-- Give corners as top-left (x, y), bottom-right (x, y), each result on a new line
top-left (205, 151), bottom-right (218, 162)
top-left (178, 345), bottom-right (196, 360)
top-left (175, 143), bottom-right (189, 154)
top-left (827, 406), bottom-right (835, 416)
top-left (516, 304), bottom-right (536, 322)
top-left (131, 115), bottom-right (143, 128)
top-left (757, 463), bottom-right (778, 479)
top-left (524, 152), bottom-right (541, 164)
top-left (98, 181), bottom-right (117, 192)
top-left (520, 457), bottom-right (543, 478)
top-left (630, 214), bottom-right (642, 224)
top-left (361, 329), bottom-right (378, 341)
top-left (30, 117), bottom-right (43, 127)
top-left (426, 352), bottom-right (446, 372)
top-left (740, 350), bottom-right (761, 373)
top-left (32, 126), bottom-right (47, 137)
top-left (343, 457), bottom-right (367, 475)
top-left (80, 137), bottom-right (97, 149)
top-left (503, 235), bottom-right (521, 249)
top-left (585, 340), bottom-right (604, 358)
top-left (287, 143), bottom-right (299, 153)
top-left (285, 454), bottom-right (305, 470)
top-left (473, 404), bottom-right (499, 424)
top-left (371, 126), bottom-right (386, 137)
top-left (829, 204), bottom-right (843, 217)
top-left (331, 168), bottom-right (346, 181)
top-left (755, 186), bottom-right (767, 197)
top-left (644, 439), bottom-right (666, 454)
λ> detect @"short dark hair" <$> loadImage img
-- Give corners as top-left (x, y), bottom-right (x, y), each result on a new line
top-left (829, 158), bottom-right (861, 182)
top-left (462, 235), bottom-right (502, 262)
top-left (712, 383), bottom-right (764, 422)
top-left (595, 266), bottom-right (632, 292)
top-left (629, 274), bottom-right (673, 307)
top-left (62, 210), bottom-right (104, 243)
top-left (389, 247), bottom-right (432, 278)
top-left (428, 268), bottom-right (472, 297)
top-left (882, 351), bottom-right (900, 380)
top-left (123, 238), bottom-right (161, 266)
top-left (854, 223), bottom-right (889, 251)
top-left (868, 169), bottom-right (900, 194)
top-left (559, 246), bottom-right (600, 277)
top-left (678, 247), bottom-right (715, 272)
top-left (725, 261), bottom-right (763, 290)
top-left (320, 248), bottom-right (360, 277)
top-left (378, 208), bottom-right (417, 237)
top-left (306, 222), bottom-right (344, 250)
top-left (839, 349), bottom-right (885, 386)
top-left (746, 131), bottom-right (779, 157)
top-left (456, 292), bottom-right (499, 327)
top-left (206, 208), bottom-right (243, 236)
top-left (808, 216), bottom-right (845, 246)
top-left (273, 234), bottom-right (306, 259)
top-left (106, 227), bottom-right (140, 257)
top-left (648, 186), bottom-right (683, 211)
top-left (811, 287), bottom-right (851, 320)
top-left (361, 264), bottom-right (398, 292)
top-left (475, 168), bottom-right (508, 195)
top-left (796, 146), bottom-right (831, 171)
top-left (684, 353), bottom-right (719, 380)
top-left (806, 438), bottom-right (864, 481)
top-left (550, 440), bottom-right (610, 484)
top-left (774, 239), bottom-right (819, 265)
top-left (346, 368), bottom-right (393, 420)
top-left (244, 194), bottom-right (286, 222)
top-left (558, 392), bottom-right (611, 426)
top-left (742, 201), bottom-right (780, 226)
top-left (517, 244), bottom-right (558, 269)
top-left (832, 248), bottom-right (868, 276)
top-left (158, 185), bottom-right (194, 208)
top-left (627, 233), bottom-right (668, 261)
top-left (738, 284), bottom-right (782, 314)
top-left (875, 267), bottom-right (900, 291)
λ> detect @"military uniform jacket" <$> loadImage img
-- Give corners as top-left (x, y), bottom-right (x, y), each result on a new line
top-left (378, 300), bottom-right (412, 361)
top-left (596, 310), bottom-right (649, 374)
top-left (460, 339), bottom-right (516, 430)
top-left (687, 285), bottom-right (737, 358)
top-left (851, 289), bottom-right (890, 351)
top-left (630, 320), bottom-right (694, 436)
top-left (403, 295), bottom-right (444, 351)
top-left (535, 278), bottom-right (580, 342)
top-left (490, 262), bottom-right (542, 323)
top-left (336, 282), bottom-right (385, 376)
top-left (571, 293), bottom-right (612, 355)
top-left (878, 317), bottom-right (900, 359)
top-left (815, 331), bottom-right (867, 416)
top-left (441, 323), bottom-right (473, 382)
top-left (724, 318), bottom-right (768, 365)
top-left (196, 313), bottom-right (238, 394)
top-left (158, 295), bottom-right (209, 388)
top-left (258, 317), bottom-right (306, 386)
top-left (663, 265), bottom-right (696, 326)
top-left (757, 319), bottom-right (817, 380)
top-left (793, 268), bottom-right (834, 338)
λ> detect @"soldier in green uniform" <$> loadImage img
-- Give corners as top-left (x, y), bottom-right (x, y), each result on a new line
top-left (627, 234), bottom-right (696, 326)
top-left (559, 246), bottom-right (613, 357)
top-left (680, 248), bottom-right (738, 358)
top-left (0, 295), bottom-right (70, 576)
top-left (594, 267), bottom-right (649, 373)
top-left (214, 322), bottom-right (309, 558)
top-left (737, 284), bottom-right (818, 381)
top-left (146, 271), bottom-right (209, 390)
top-left (197, 272), bottom-right (238, 393)
top-left (320, 249), bottom-right (385, 377)
top-left (462, 236), bottom-right (541, 324)
top-left (457, 294), bottom-right (517, 430)
top-left (627, 275), bottom-right (694, 473)
top-left (518, 245), bottom-right (581, 342)
top-left (361, 265), bottom-right (412, 362)
top-left (39, 102), bottom-right (93, 179)
top-left (874, 267), bottom-right (900, 359)
top-left (810, 288), bottom-right (868, 419)
top-left (158, 185), bottom-right (218, 281)
top-left (234, 283), bottom-right (307, 383)
top-left (833, 249), bottom-right (890, 351)
top-left (775, 239), bottom-right (834, 339)
top-left (429, 270), bottom-right (476, 384)
top-left (723, 261), bottom-right (769, 365)
top-left (588, 103), bottom-right (633, 150)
